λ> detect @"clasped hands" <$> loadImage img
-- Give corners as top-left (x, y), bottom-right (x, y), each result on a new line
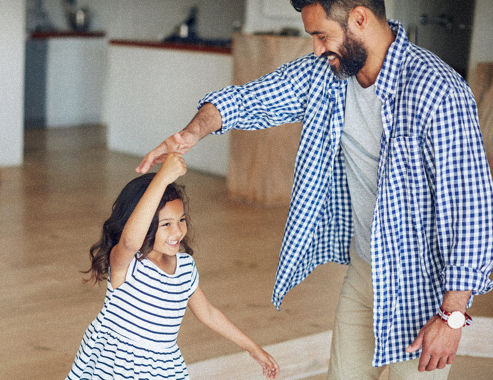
top-left (136, 132), bottom-right (198, 174)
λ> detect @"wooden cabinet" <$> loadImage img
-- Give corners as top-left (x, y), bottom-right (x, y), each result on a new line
top-left (473, 62), bottom-right (493, 174)
top-left (227, 34), bottom-right (312, 206)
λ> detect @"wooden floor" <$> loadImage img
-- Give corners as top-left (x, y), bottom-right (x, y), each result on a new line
top-left (1, 125), bottom-right (492, 379)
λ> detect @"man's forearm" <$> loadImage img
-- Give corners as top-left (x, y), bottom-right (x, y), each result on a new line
top-left (180, 103), bottom-right (222, 142)
top-left (441, 290), bottom-right (472, 313)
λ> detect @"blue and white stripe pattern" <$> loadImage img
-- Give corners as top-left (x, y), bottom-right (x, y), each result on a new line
top-left (67, 253), bottom-right (199, 379)
top-left (199, 21), bottom-right (493, 366)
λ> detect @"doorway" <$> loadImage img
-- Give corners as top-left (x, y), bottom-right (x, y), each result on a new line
top-left (24, 38), bottom-right (47, 130)
top-left (387, 0), bottom-right (475, 79)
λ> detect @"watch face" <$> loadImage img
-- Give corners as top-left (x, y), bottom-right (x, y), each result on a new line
top-left (448, 311), bottom-right (466, 329)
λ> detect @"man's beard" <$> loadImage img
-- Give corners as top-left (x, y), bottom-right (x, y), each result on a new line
top-left (323, 31), bottom-right (368, 80)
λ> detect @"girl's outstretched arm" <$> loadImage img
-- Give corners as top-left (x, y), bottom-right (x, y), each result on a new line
top-left (109, 153), bottom-right (186, 288)
top-left (188, 286), bottom-right (280, 379)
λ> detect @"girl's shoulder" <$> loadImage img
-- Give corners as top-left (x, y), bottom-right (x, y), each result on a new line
top-left (177, 253), bottom-right (199, 294)
top-left (107, 253), bottom-right (139, 290)
top-left (176, 252), bottom-right (197, 271)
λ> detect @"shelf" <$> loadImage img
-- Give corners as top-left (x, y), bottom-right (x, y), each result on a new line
top-left (109, 39), bottom-right (232, 55)
top-left (30, 31), bottom-right (106, 39)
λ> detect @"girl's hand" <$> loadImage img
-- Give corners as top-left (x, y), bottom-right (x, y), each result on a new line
top-left (250, 347), bottom-right (280, 379)
top-left (188, 287), bottom-right (279, 379)
top-left (159, 153), bottom-right (187, 183)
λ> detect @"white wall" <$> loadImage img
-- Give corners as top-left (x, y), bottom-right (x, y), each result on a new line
top-left (45, 38), bottom-right (106, 128)
top-left (243, 0), bottom-right (304, 34)
top-left (0, 0), bottom-right (25, 167)
top-left (468, 0), bottom-right (493, 86)
top-left (39, 0), bottom-right (245, 41)
top-left (105, 46), bottom-right (232, 176)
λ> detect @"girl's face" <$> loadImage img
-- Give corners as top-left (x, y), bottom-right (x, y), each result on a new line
top-left (152, 199), bottom-right (187, 257)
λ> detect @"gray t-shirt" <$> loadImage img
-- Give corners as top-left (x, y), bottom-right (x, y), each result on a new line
top-left (340, 76), bottom-right (383, 263)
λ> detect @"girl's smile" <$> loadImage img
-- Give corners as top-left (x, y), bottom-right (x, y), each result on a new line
top-left (150, 199), bottom-right (187, 258)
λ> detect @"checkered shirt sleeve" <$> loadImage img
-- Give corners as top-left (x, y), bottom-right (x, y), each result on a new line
top-left (430, 87), bottom-right (493, 293)
top-left (198, 54), bottom-right (316, 132)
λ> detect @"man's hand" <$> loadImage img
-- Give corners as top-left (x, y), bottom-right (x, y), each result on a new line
top-left (406, 315), bottom-right (461, 371)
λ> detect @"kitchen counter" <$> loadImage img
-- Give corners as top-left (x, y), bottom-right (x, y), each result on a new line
top-left (109, 39), bottom-right (232, 55)
top-left (105, 39), bottom-right (233, 176)
top-left (30, 31), bottom-right (106, 39)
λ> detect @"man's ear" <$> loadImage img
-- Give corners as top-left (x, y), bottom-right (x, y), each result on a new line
top-left (348, 6), bottom-right (369, 30)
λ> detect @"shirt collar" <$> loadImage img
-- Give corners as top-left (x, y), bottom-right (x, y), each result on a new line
top-left (375, 20), bottom-right (409, 102)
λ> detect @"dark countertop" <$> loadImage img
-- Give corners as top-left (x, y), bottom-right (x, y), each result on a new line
top-left (28, 31), bottom-right (231, 55)
top-left (30, 31), bottom-right (106, 39)
top-left (109, 39), bottom-right (232, 55)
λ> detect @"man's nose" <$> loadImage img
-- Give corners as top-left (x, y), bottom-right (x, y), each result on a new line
top-left (313, 38), bottom-right (326, 57)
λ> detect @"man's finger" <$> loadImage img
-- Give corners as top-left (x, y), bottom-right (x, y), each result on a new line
top-left (136, 141), bottom-right (171, 173)
top-left (418, 352), bottom-right (430, 372)
top-left (447, 353), bottom-right (456, 364)
top-left (437, 356), bottom-right (448, 369)
top-left (136, 155), bottom-right (154, 173)
top-left (425, 355), bottom-right (439, 371)
top-left (405, 332), bottom-right (423, 353)
top-left (136, 147), bottom-right (165, 173)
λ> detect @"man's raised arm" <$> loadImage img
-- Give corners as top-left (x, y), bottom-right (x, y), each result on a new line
top-left (136, 103), bottom-right (222, 174)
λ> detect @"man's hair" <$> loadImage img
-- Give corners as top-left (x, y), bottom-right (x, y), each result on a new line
top-left (290, 0), bottom-right (386, 24)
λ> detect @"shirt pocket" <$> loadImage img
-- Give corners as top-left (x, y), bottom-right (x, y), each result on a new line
top-left (385, 135), bottom-right (439, 278)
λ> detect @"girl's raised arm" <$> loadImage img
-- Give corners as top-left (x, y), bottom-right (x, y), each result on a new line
top-left (188, 286), bottom-right (280, 379)
top-left (109, 153), bottom-right (186, 288)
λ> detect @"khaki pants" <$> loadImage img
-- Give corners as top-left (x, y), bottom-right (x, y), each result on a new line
top-left (328, 246), bottom-right (451, 380)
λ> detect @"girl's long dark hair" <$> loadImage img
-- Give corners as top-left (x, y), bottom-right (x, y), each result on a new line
top-left (84, 173), bottom-right (193, 283)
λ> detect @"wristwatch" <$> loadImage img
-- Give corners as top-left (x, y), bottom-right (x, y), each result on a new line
top-left (438, 307), bottom-right (472, 329)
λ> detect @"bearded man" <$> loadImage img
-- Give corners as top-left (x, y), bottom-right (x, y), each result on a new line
top-left (137, 1), bottom-right (493, 378)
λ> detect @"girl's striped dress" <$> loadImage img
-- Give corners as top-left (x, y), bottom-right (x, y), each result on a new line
top-left (67, 252), bottom-right (199, 379)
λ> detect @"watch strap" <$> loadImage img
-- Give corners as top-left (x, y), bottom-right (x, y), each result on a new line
top-left (438, 307), bottom-right (472, 327)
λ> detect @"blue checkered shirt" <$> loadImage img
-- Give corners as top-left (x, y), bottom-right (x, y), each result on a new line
top-left (198, 21), bottom-right (493, 366)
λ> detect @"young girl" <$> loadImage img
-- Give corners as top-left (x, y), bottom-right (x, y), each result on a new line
top-left (66, 153), bottom-right (279, 379)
